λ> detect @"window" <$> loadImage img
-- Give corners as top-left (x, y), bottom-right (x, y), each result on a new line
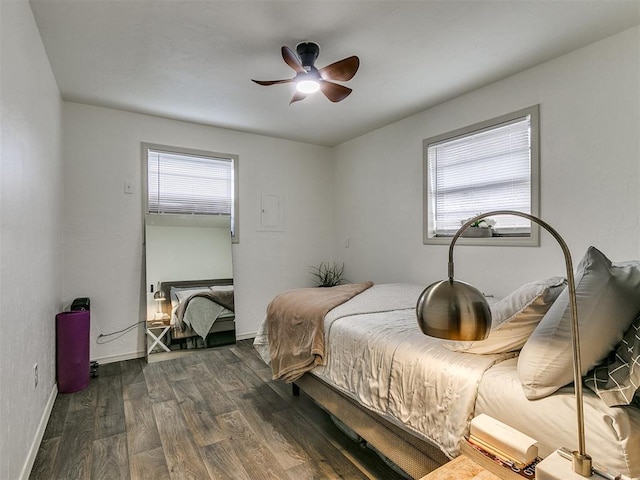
top-left (143, 143), bottom-right (239, 242)
top-left (423, 105), bottom-right (539, 246)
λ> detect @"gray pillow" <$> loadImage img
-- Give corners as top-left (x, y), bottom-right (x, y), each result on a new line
top-left (584, 313), bottom-right (640, 407)
top-left (517, 247), bottom-right (640, 400)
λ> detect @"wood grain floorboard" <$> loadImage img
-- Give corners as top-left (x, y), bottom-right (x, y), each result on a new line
top-left (98, 361), bottom-right (121, 377)
top-left (216, 410), bottom-right (291, 480)
top-left (30, 339), bottom-right (411, 479)
top-left (91, 433), bottom-right (130, 480)
top-left (129, 447), bottom-right (171, 480)
top-left (228, 390), bottom-right (308, 471)
top-left (68, 378), bottom-right (98, 412)
top-left (270, 405), bottom-right (369, 479)
top-left (143, 362), bottom-right (176, 404)
top-left (283, 391), bottom-right (404, 479)
top-left (29, 437), bottom-right (60, 480)
top-left (123, 382), bottom-right (163, 455)
top-left (211, 347), bottom-right (241, 364)
top-left (51, 408), bottom-right (94, 479)
top-left (171, 377), bottom-right (229, 447)
top-left (206, 360), bottom-right (247, 392)
top-left (41, 393), bottom-right (70, 440)
top-left (196, 375), bottom-right (237, 417)
top-left (120, 357), bottom-right (146, 385)
top-left (200, 440), bottom-right (252, 480)
top-left (153, 400), bottom-right (211, 479)
top-left (95, 374), bottom-right (126, 439)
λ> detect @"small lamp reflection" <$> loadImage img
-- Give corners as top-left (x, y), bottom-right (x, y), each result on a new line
top-left (153, 283), bottom-right (166, 321)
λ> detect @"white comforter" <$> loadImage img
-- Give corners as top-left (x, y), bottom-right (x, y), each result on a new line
top-left (254, 283), bottom-right (513, 457)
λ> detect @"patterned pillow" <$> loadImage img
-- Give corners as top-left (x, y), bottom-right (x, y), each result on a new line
top-left (584, 312), bottom-right (640, 407)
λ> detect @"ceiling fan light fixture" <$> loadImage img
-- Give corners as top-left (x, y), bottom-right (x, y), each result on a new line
top-left (296, 79), bottom-right (320, 94)
top-left (252, 42), bottom-right (359, 104)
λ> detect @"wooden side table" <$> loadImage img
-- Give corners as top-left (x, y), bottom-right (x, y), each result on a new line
top-left (420, 455), bottom-right (501, 480)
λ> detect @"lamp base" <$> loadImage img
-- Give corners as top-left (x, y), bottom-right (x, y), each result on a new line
top-left (536, 451), bottom-right (602, 480)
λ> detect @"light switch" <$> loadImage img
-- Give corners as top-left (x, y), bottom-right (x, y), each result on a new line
top-left (124, 181), bottom-right (134, 194)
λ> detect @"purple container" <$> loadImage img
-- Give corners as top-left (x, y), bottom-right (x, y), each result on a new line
top-left (56, 310), bottom-right (90, 393)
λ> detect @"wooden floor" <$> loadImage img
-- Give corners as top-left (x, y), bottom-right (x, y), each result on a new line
top-left (30, 340), bottom-right (407, 480)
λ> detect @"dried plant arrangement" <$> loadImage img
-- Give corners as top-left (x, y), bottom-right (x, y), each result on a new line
top-left (310, 262), bottom-right (346, 287)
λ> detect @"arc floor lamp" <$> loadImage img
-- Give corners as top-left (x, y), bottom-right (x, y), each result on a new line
top-left (416, 210), bottom-right (594, 479)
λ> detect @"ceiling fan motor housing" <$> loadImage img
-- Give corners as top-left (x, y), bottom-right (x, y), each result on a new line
top-left (296, 42), bottom-right (320, 69)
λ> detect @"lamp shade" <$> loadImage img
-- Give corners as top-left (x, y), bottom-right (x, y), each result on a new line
top-left (153, 290), bottom-right (165, 301)
top-left (416, 279), bottom-right (491, 341)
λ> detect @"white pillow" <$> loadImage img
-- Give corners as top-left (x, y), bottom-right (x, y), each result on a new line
top-left (518, 247), bottom-right (640, 400)
top-left (445, 277), bottom-right (566, 354)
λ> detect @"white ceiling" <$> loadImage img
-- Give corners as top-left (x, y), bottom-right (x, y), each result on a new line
top-left (29, 0), bottom-right (640, 147)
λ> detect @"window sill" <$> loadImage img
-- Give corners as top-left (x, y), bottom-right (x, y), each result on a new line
top-left (423, 234), bottom-right (539, 247)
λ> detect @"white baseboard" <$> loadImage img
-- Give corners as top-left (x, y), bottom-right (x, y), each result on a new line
top-left (19, 382), bottom-right (58, 480)
top-left (92, 336), bottom-right (255, 365)
top-left (92, 349), bottom-right (145, 365)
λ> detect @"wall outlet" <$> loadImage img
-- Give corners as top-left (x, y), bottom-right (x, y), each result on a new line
top-left (33, 363), bottom-right (38, 389)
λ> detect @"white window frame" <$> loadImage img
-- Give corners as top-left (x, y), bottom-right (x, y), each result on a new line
top-left (423, 105), bottom-right (540, 247)
top-left (142, 143), bottom-right (240, 244)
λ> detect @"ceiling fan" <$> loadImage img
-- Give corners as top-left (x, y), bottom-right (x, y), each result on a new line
top-left (252, 42), bottom-right (360, 104)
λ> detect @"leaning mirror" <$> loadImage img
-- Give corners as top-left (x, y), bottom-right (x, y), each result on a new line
top-left (144, 214), bottom-right (235, 361)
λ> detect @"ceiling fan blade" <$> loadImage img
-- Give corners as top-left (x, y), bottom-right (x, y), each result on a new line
top-left (319, 56), bottom-right (360, 81)
top-left (281, 46), bottom-right (306, 74)
top-left (289, 91), bottom-right (307, 104)
top-left (251, 78), bottom-right (294, 86)
top-left (319, 81), bottom-right (352, 102)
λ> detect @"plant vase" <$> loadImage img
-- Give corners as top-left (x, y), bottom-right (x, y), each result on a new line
top-left (461, 227), bottom-right (493, 238)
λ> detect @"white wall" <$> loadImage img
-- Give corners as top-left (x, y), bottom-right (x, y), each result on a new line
top-left (145, 219), bottom-right (233, 287)
top-left (0, 1), bottom-right (63, 479)
top-left (333, 26), bottom-right (640, 298)
top-left (62, 103), bottom-right (334, 362)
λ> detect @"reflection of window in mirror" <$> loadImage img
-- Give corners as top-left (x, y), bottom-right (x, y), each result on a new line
top-left (142, 142), bottom-right (239, 243)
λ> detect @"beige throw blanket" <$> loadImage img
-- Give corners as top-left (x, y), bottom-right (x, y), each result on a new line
top-left (267, 281), bottom-right (374, 383)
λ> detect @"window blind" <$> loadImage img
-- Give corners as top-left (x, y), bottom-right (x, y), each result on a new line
top-left (428, 115), bottom-right (531, 236)
top-left (147, 149), bottom-right (234, 216)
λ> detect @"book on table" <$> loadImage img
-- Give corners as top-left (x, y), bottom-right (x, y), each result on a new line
top-left (461, 437), bottom-right (541, 480)
top-left (460, 414), bottom-right (541, 480)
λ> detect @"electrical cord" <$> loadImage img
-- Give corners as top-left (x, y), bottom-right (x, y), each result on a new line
top-left (96, 320), bottom-right (146, 344)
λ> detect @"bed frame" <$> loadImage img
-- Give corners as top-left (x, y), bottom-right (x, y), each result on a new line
top-left (159, 278), bottom-right (235, 342)
top-left (293, 373), bottom-right (448, 479)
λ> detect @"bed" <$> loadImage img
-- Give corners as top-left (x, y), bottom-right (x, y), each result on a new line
top-left (158, 278), bottom-right (235, 348)
top-left (254, 251), bottom-right (640, 480)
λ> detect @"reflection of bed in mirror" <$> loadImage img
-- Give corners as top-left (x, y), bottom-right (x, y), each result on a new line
top-left (158, 278), bottom-right (235, 349)
top-left (144, 213), bottom-right (235, 357)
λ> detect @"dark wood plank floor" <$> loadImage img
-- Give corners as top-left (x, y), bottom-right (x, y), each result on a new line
top-left (30, 340), bottom-right (407, 480)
